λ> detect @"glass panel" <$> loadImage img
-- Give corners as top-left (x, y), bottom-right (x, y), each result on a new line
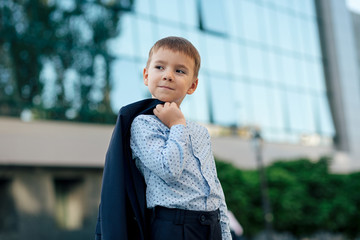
top-left (292, 16), bottom-right (303, 55)
top-left (304, 60), bottom-right (326, 91)
top-left (295, 17), bottom-right (308, 56)
top-left (231, 0), bottom-right (243, 39)
top-left (316, 93), bottom-right (335, 136)
top-left (200, 0), bottom-right (227, 34)
top-left (266, 51), bottom-right (281, 84)
top-left (302, 18), bottom-right (321, 57)
top-left (281, 54), bottom-right (301, 87)
top-left (134, 0), bottom-right (151, 15)
top-left (298, 0), bottom-right (316, 17)
top-left (134, 17), bottom-right (158, 60)
top-left (181, 0), bottom-right (198, 27)
top-left (263, 6), bottom-right (279, 48)
top-left (246, 45), bottom-right (265, 80)
top-left (156, 24), bottom-right (183, 40)
top-left (107, 14), bottom-right (136, 57)
top-left (182, 29), bottom-right (202, 62)
top-left (223, 0), bottom-right (238, 38)
top-left (304, 93), bottom-right (317, 133)
top-left (204, 34), bottom-right (228, 74)
top-left (233, 80), bottom-right (251, 126)
top-left (240, 0), bottom-right (261, 42)
top-left (209, 76), bottom-right (236, 126)
top-left (286, 91), bottom-right (316, 132)
top-left (312, 60), bottom-right (326, 91)
top-left (302, 60), bottom-right (313, 90)
top-left (268, 87), bottom-right (286, 130)
top-left (307, 19), bottom-right (321, 58)
top-left (250, 83), bottom-right (272, 129)
top-left (228, 41), bottom-right (247, 78)
top-left (154, 0), bottom-right (181, 23)
top-left (110, 59), bottom-right (146, 111)
top-left (277, 12), bottom-right (294, 52)
top-left (182, 72), bottom-right (209, 123)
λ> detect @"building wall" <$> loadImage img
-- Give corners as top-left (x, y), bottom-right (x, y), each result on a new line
top-left (317, 0), bottom-right (360, 171)
top-left (93, 0), bottom-right (336, 145)
top-left (0, 167), bottom-right (102, 240)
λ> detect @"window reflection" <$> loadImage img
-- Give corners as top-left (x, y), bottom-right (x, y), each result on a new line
top-left (233, 81), bottom-right (251, 126)
top-left (263, 6), bottom-right (279, 48)
top-left (107, 14), bottom-right (136, 58)
top-left (110, 59), bottom-right (146, 111)
top-left (204, 34), bottom-right (229, 74)
top-left (316, 93), bottom-right (336, 136)
top-left (104, 0), bottom-right (335, 143)
top-left (154, 0), bottom-right (181, 23)
top-left (134, 18), bottom-right (158, 60)
top-left (228, 41), bottom-right (247, 78)
top-left (209, 75), bottom-right (236, 126)
top-left (181, 0), bottom-right (198, 27)
top-left (246, 45), bottom-right (265, 80)
top-left (286, 91), bottom-right (316, 132)
top-left (240, 0), bottom-right (261, 42)
top-left (200, 0), bottom-right (227, 34)
top-left (224, 0), bottom-right (238, 39)
top-left (134, 0), bottom-right (151, 15)
top-left (277, 12), bottom-right (295, 52)
top-left (182, 72), bottom-right (209, 123)
top-left (266, 51), bottom-right (282, 83)
top-left (157, 24), bottom-right (183, 40)
top-left (268, 87), bottom-right (286, 130)
top-left (300, 0), bottom-right (316, 17)
top-left (250, 83), bottom-right (272, 129)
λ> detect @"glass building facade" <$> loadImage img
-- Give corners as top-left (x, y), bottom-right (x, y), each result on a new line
top-left (108, 0), bottom-right (335, 144)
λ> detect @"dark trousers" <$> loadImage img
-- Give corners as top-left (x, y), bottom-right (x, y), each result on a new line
top-left (150, 206), bottom-right (222, 240)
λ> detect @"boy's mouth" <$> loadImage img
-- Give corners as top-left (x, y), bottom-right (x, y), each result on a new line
top-left (159, 86), bottom-right (174, 90)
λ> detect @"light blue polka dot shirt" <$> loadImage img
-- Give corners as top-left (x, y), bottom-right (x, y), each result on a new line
top-left (130, 115), bottom-right (231, 239)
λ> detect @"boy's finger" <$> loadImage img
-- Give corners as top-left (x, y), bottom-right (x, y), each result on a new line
top-left (156, 104), bottom-right (163, 111)
top-left (153, 108), bottom-right (159, 116)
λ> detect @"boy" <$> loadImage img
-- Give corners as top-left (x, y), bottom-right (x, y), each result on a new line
top-left (130, 36), bottom-right (231, 240)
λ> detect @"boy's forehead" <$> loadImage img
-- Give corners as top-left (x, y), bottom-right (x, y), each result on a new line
top-left (153, 47), bottom-right (185, 56)
top-left (151, 48), bottom-right (194, 64)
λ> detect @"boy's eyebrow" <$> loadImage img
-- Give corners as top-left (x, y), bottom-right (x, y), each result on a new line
top-left (175, 64), bottom-right (190, 70)
top-left (153, 60), bottom-right (190, 70)
top-left (153, 60), bottom-right (167, 65)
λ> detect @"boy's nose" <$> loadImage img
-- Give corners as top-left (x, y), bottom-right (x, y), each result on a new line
top-left (163, 70), bottom-right (174, 81)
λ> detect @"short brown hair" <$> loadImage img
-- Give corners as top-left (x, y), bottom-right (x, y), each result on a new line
top-left (146, 36), bottom-right (201, 78)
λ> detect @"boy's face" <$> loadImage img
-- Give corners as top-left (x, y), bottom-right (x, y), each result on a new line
top-left (143, 48), bottom-right (198, 106)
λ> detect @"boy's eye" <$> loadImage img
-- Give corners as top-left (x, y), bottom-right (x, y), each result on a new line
top-left (176, 69), bottom-right (186, 74)
top-left (155, 66), bottom-right (164, 70)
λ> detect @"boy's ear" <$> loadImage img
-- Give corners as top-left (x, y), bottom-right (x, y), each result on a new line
top-left (187, 78), bottom-right (198, 95)
top-left (143, 68), bottom-right (149, 86)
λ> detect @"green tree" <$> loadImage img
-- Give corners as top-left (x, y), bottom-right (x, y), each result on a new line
top-left (0, 0), bottom-right (134, 123)
top-left (216, 157), bottom-right (360, 238)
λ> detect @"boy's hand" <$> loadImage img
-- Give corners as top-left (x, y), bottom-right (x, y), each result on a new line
top-left (153, 102), bottom-right (186, 128)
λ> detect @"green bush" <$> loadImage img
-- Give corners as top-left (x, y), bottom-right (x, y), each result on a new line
top-left (215, 157), bottom-right (360, 238)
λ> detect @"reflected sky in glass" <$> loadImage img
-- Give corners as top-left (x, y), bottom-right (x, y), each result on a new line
top-left (106, 0), bottom-right (335, 143)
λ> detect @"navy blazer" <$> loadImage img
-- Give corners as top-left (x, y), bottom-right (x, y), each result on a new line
top-left (96, 99), bottom-right (163, 240)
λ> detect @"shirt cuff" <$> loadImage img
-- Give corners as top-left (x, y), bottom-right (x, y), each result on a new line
top-left (169, 124), bottom-right (189, 142)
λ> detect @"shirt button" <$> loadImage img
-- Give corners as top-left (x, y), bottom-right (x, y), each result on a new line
top-left (200, 215), bottom-right (206, 222)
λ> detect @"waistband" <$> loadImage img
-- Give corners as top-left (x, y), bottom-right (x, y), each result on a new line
top-left (150, 206), bottom-right (220, 225)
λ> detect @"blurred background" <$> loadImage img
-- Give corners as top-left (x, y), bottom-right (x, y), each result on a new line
top-left (1, 0), bottom-right (360, 239)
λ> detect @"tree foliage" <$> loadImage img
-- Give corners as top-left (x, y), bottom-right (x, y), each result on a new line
top-left (216, 157), bottom-right (360, 238)
top-left (0, 0), bottom-right (134, 123)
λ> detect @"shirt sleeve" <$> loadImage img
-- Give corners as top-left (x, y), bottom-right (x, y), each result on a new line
top-left (130, 115), bottom-right (190, 183)
top-left (216, 177), bottom-right (233, 240)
